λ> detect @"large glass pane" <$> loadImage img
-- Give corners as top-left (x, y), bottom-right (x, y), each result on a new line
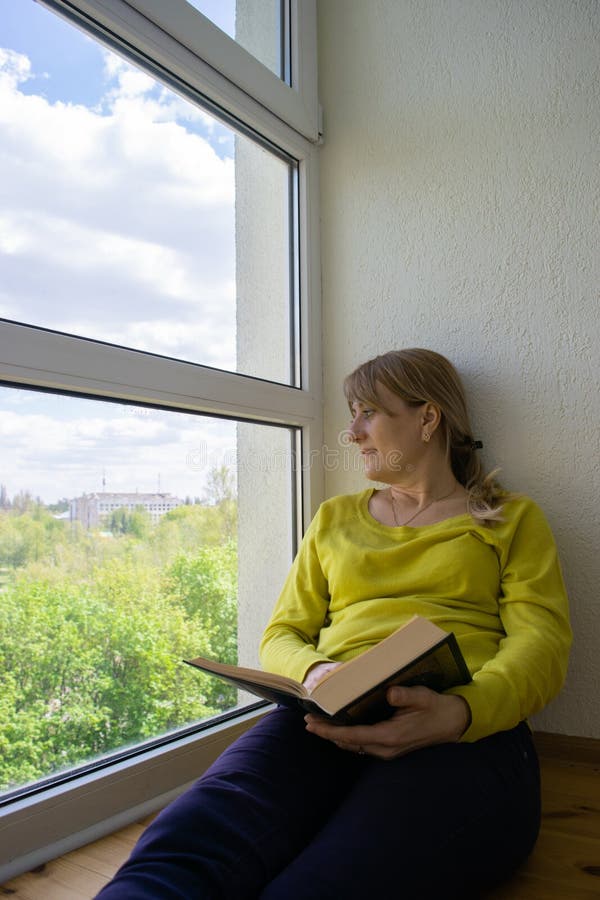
top-left (0, 384), bottom-right (295, 797)
top-left (186, 0), bottom-right (286, 80)
top-left (0, 0), bottom-right (295, 384)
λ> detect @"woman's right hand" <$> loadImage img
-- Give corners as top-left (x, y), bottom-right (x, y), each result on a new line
top-left (302, 661), bottom-right (341, 692)
top-left (304, 685), bottom-right (471, 758)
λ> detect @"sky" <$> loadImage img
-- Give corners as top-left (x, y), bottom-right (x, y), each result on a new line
top-left (0, 0), bottom-right (289, 504)
top-left (0, 0), bottom-right (238, 366)
top-left (0, 386), bottom-right (244, 503)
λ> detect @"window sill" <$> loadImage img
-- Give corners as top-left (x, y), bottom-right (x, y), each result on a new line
top-left (0, 706), bottom-right (267, 882)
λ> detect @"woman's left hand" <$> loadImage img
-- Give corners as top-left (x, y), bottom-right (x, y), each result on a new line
top-left (304, 686), bottom-right (471, 759)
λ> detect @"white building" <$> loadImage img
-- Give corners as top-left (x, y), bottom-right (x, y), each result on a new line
top-left (70, 492), bottom-right (183, 529)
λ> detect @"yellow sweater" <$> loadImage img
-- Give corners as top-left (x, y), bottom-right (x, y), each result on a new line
top-left (259, 490), bottom-right (572, 743)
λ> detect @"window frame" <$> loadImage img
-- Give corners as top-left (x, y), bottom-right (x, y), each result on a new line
top-left (38, 0), bottom-right (320, 142)
top-left (0, 0), bottom-right (321, 878)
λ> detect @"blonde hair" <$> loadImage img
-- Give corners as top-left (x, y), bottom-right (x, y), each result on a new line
top-left (343, 348), bottom-right (506, 523)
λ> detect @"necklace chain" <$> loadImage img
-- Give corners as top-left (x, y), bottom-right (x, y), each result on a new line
top-left (391, 483), bottom-right (458, 527)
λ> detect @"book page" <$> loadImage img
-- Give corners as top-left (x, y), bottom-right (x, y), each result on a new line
top-left (311, 616), bottom-right (445, 711)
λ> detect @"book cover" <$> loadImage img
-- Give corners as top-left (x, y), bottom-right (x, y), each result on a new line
top-left (184, 615), bottom-right (471, 724)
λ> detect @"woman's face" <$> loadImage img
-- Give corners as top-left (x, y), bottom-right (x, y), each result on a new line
top-left (348, 382), bottom-right (430, 483)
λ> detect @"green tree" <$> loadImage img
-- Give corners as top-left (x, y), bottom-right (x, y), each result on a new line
top-left (155, 502), bottom-right (234, 555)
top-left (47, 497), bottom-right (70, 514)
top-left (164, 543), bottom-right (238, 665)
top-left (203, 465), bottom-right (236, 506)
top-left (0, 507), bottom-right (70, 569)
top-left (11, 490), bottom-right (39, 514)
top-left (200, 467), bottom-right (237, 542)
top-left (0, 508), bottom-right (240, 794)
top-left (109, 506), bottom-right (151, 538)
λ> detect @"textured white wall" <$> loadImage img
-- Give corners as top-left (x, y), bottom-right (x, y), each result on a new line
top-left (235, 2), bottom-right (295, 668)
top-left (317, 0), bottom-right (600, 737)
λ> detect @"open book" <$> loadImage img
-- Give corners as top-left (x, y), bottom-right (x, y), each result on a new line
top-left (185, 615), bottom-right (471, 724)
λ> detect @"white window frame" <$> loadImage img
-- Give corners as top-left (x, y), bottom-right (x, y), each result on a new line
top-left (39, 0), bottom-right (320, 142)
top-left (0, 0), bottom-right (321, 879)
top-left (125, 0), bottom-right (320, 140)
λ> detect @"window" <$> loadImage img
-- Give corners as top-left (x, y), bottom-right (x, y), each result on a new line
top-left (0, 0), bottom-right (321, 878)
top-left (2, 1), bottom-right (297, 384)
top-left (0, 385), bottom-right (296, 796)
top-left (121, 0), bottom-right (319, 138)
top-left (185, 0), bottom-right (288, 81)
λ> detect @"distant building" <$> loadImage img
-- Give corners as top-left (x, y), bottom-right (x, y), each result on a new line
top-left (70, 492), bottom-right (183, 529)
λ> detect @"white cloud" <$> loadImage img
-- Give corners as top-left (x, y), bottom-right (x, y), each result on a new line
top-left (0, 42), bottom-right (239, 364)
top-left (98, 315), bottom-right (236, 369)
top-left (102, 52), bottom-right (155, 99)
top-left (1, 409), bottom-right (172, 452)
top-left (0, 400), bottom-right (239, 502)
top-left (0, 35), bottom-right (288, 502)
top-left (0, 209), bottom-right (214, 303)
top-left (0, 214), bottom-right (30, 255)
top-left (0, 47), bottom-right (32, 87)
top-left (0, 59), bottom-right (110, 175)
top-left (101, 52), bottom-right (217, 132)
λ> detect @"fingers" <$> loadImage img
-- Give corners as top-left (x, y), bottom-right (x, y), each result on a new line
top-left (304, 715), bottom-right (405, 759)
top-left (304, 715), bottom-right (377, 747)
top-left (331, 737), bottom-right (410, 761)
top-left (302, 661), bottom-right (341, 691)
top-left (304, 687), bottom-right (463, 760)
top-left (386, 684), bottom-right (434, 708)
top-left (303, 686), bottom-right (432, 748)
top-left (333, 739), bottom-right (366, 755)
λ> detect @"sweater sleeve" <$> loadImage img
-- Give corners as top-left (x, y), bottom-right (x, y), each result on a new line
top-left (447, 500), bottom-right (572, 742)
top-left (259, 511), bottom-right (333, 683)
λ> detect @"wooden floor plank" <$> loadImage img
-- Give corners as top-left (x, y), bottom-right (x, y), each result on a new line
top-left (61, 820), bottom-right (150, 877)
top-left (533, 732), bottom-right (600, 766)
top-left (514, 829), bottom-right (600, 888)
top-left (0, 858), bottom-right (108, 899)
top-left (539, 758), bottom-right (600, 798)
top-left (56, 834), bottom-right (141, 879)
top-left (488, 875), bottom-right (600, 900)
top-left (541, 791), bottom-right (600, 840)
top-left (0, 818), bottom-right (154, 899)
top-left (1, 863), bottom-right (108, 899)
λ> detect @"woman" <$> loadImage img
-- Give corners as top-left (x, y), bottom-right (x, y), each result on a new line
top-left (97, 349), bottom-right (571, 899)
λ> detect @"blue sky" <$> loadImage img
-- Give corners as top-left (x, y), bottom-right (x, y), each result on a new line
top-left (1, 0), bottom-right (238, 108)
top-left (0, 0), bottom-right (289, 503)
top-left (2, 0), bottom-right (107, 106)
top-left (0, 0), bottom-right (235, 153)
top-left (184, 0), bottom-right (236, 37)
top-left (0, 0), bottom-right (239, 365)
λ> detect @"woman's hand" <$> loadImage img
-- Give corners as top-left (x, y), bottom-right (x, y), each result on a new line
top-left (304, 686), bottom-right (471, 759)
top-left (302, 661), bottom-right (342, 692)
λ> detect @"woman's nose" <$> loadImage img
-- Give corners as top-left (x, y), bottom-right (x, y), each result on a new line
top-left (348, 420), bottom-right (363, 441)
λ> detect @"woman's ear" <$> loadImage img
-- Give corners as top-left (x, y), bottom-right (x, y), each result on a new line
top-left (421, 403), bottom-right (442, 432)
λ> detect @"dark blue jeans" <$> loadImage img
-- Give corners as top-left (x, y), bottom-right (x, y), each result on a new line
top-left (95, 707), bottom-right (540, 899)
